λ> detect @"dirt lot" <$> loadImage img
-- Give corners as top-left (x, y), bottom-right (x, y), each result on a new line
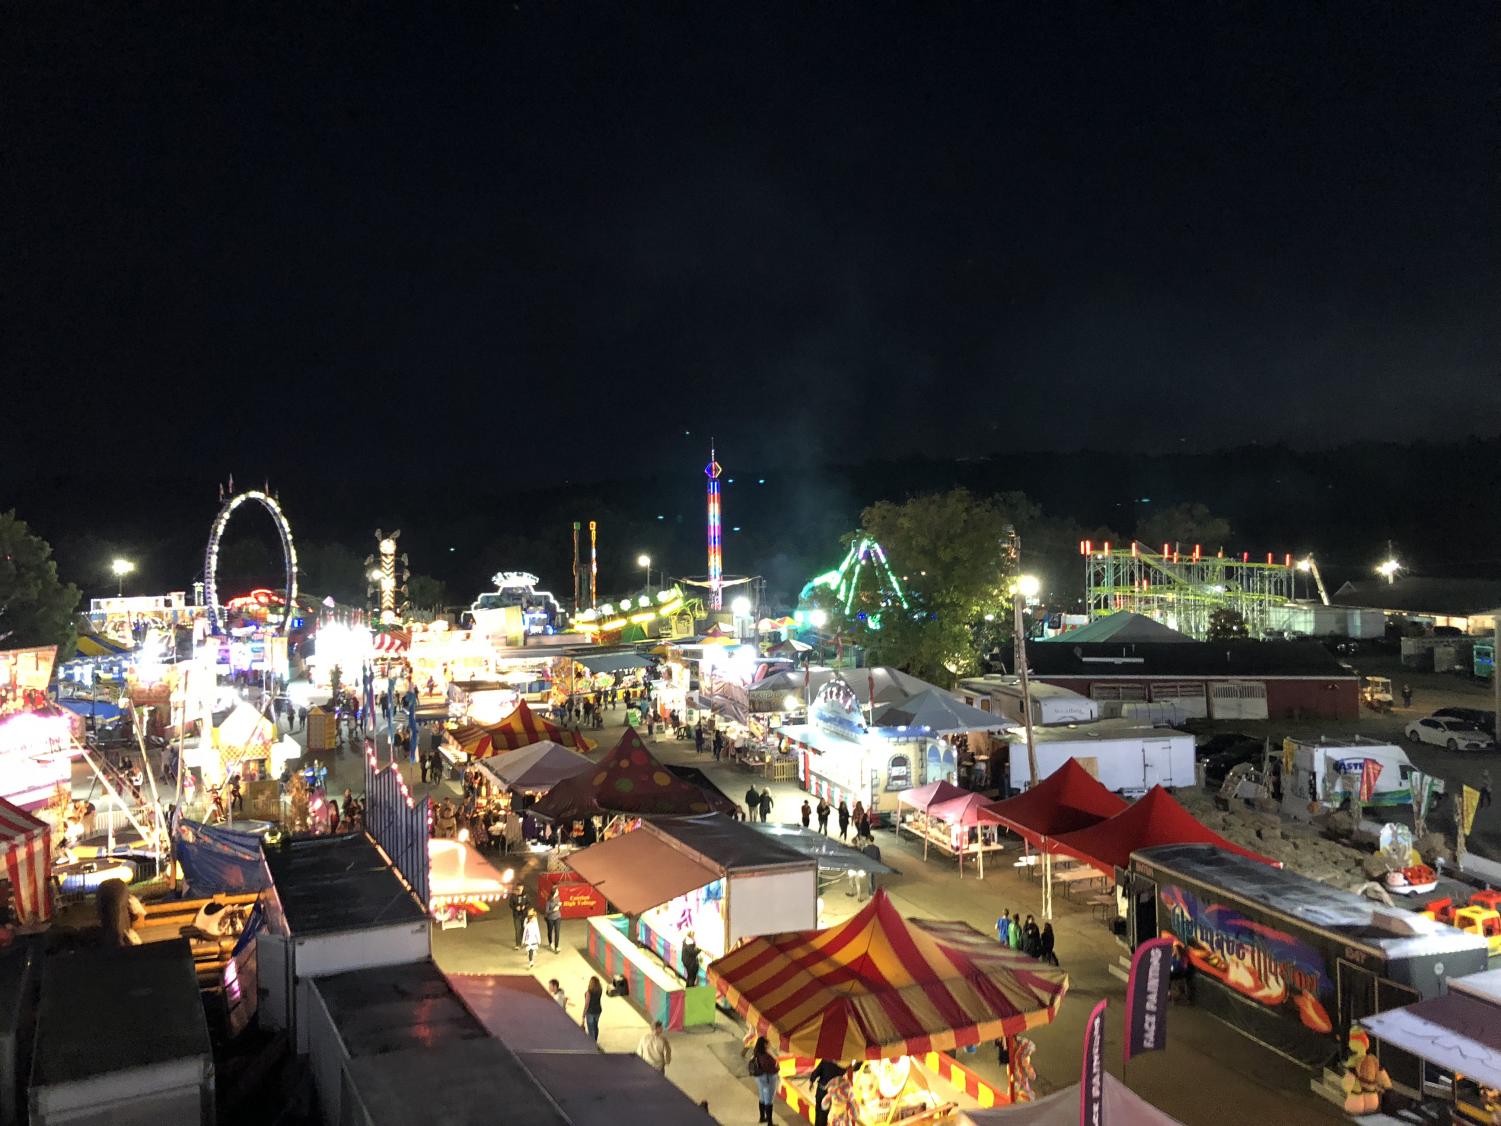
top-left (1189, 651), bottom-right (1501, 857)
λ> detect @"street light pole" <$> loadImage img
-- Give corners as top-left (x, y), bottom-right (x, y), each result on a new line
top-left (1014, 577), bottom-right (1041, 788)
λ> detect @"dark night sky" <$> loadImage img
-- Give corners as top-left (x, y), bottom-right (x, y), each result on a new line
top-left (3, 5), bottom-right (1499, 595)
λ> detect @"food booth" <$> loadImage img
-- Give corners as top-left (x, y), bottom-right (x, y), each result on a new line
top-left (427, 836), bottom-right (513, 929)
top-left (898, 791), bottom-right (1006, 877)
top-left (569, 812), bottom-right (817, 1031)
top-left (709, 889), bottom-right (1069, 1124)
top-left (1361, 968), bottom-right (1501, 1123)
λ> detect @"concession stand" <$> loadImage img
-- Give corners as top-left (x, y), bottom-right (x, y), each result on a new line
top-left (709, 889), bottom-right (1069, 1124)
top-left (569, 813), bottom-right (817, 1030)
top-left (427, 837), bottom-right (513, 929)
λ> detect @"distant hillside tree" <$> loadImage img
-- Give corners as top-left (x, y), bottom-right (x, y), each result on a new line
top-left (1136, 502), bottom-right (1232, 554)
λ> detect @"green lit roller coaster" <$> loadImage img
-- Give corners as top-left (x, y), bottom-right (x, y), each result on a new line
top-left (800, 535), bottom-right (910, 629)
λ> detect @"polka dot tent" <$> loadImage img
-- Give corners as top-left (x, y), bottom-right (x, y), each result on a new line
top-left (529, 726), bottom-right (740, 822)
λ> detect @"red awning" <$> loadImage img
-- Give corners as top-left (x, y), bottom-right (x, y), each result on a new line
top-left (980, 759), bottom-right (1129, 846)
top-left (1046, 786), bottom-right (1277, 872)
top-left (0, 796), bottom-right (52, 925)
top-left (896, 780), bottom-right (967, 812)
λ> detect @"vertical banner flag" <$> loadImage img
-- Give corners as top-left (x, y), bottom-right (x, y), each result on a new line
top-left (1463, 785), bottom-right (1481, 837)
top-left (1359, 758), bottom-right (1384, 804)
top-left (1080, 998), bottom-right (1108, 1126)
top-left (1123, 937), bottom-right (1174, 1062)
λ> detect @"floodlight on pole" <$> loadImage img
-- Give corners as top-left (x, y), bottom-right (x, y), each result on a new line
top-left (808, 608), bottom-right (828, 628)
top-left (637, 554), bottom-right (652, 590)
top-left (111, 558), bottom-right (135, 597)
top-left (1376, 558), bottom-right (1401, 584)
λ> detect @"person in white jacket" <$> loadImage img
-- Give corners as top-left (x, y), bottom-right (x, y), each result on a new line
top-left (522, 909), bottom-right (541, 968)
top-left (635, 1020), bottom-right (672, 1073)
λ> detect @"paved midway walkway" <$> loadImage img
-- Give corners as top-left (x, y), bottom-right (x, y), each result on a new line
top-left (297, 709), bottom-right (1342, 1125)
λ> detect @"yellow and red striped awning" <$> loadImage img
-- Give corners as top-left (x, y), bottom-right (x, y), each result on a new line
top-left (708, 889), bottom-right (1068, 1060)
top-left (454, 700), bottom-right (593, 759)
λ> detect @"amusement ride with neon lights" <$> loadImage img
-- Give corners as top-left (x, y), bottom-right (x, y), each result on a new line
top-left (705, 445), bottom-right (723, 610)
top-left (204, 481), bottom-right (298, 636)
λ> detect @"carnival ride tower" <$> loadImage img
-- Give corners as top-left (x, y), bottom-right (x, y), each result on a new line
top-left (705, 446), bottom-right (723, 610)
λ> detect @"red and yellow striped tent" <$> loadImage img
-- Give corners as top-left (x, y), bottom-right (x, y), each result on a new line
top-left (451, 700), bottom-right (592, 758)
top-left (708, 889), bottom-right (1068, 1060)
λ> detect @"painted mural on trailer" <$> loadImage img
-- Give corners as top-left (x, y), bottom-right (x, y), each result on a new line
top-left (1158, 883), bottom-right (1334, 1037)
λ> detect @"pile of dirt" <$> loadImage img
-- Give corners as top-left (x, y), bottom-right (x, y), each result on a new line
top-left (1175, 789), bottom-right (1381, 892)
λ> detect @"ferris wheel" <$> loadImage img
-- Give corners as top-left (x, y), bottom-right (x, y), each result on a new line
top-left (204, 488), bottom-right (298, 635)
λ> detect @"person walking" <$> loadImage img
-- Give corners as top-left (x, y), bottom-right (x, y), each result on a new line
top-left (1022, 914), bottom-right (1041, 958)
top-left (1402, 683), bottom-right (1414, 708)
top-left (582, 976), bottom-right (604, 1041)
top-left (694, 722), bottom-right (705, 755)
top-left (545, 886), bottom-right (563, 952)
top-left (800, 800), bottom-right (812, 829)
top-left (759, 788), bottom-right (773, 823)
top-left (522, 909), bottom-right (542, 968)
top-left (547, 978), bottom-right (568, 1010)
top-left (636, 1020), bottom-right (672, 1073)
top-left (1039, 922), bottom-right (1058, 965)
top-left (855, 808), bottom-right (871, 840)
top-left (996, 909), bottom-right (1011, 946)
top-left (1482, 769), bottom-right (1494, 810)
top-left (816, 798), bottom-right (830, 835)
top-left (836, 799), bottom-right (850, 841)
top-left (681, 931), bottom-right (701, 987)
top-left (713, 729), bottom-right (725, 761)
top-left (810, 1060), bottom-right (847, 1126)
top-left (749, 1035), bottom-right (780, 1124)
top-left (510, 884), bottom-right (532, 950)
top-left (745, 784), bottom-right (761, 821)
top-left (851, 800), bottom-right (865, 828)
top-left (1008, 912), bottom-right (1023, 951)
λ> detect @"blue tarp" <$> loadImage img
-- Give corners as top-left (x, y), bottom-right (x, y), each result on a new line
top-left (56, 697), bottom-right (125, 722)
top-left (174, 818), bottom-right (271, 898)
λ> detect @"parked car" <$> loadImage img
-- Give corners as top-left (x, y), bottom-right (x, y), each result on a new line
top-left (1432, 706), bottom-right (1497, 731)
top-left (1405, 715), bottom-right (1497, 751)
top-left (1201, 745), bottom-right (1264, 789)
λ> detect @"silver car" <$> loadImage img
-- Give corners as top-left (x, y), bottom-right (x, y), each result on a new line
top-left (1405, 715), bottom-right (1496, 751)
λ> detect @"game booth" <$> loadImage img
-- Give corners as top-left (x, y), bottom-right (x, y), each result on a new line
top-left (708, 889), bottom-right (1070, 1124)
top-left (896, 782), bottom-right (1008, 877)
top-left (427, 836), bottom-right (513, 929)
top-left (568, 812), bottom-right (817, 1031)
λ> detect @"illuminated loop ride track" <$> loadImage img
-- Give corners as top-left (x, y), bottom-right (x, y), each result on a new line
top-left (204, 489), bottom-right (298, 635)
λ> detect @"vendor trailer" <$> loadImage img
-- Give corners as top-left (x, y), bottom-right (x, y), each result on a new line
top-left (1125, 843), bottom-right (1489, 1071)
top-left (1005, 720), bottom-right (1194, 795)
top-left (957, 676), bottom-right (1100, 726)
top-left (1279, 737), bottom-right (1415, 819)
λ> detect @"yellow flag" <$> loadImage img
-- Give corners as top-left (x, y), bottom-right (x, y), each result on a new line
top-left (1462, 786), bottom-right (1481, 836)
top-left (1282, 738), bottom-right (1297, 775)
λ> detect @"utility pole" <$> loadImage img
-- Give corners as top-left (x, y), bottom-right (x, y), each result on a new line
top-left (1005, 526), bottom-right (1040, 788)
top-left (1494, 623), bottom-right (1500, 744)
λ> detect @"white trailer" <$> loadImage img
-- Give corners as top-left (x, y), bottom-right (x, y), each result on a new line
top-left (1280, 736), bottom-right (1415, 820)
top-left (957, 675), bottom-right (1099, 726)
top-left (1006, 719), bottom-right (1195, 795)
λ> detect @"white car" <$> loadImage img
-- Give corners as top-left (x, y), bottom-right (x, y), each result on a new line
top-left (1406, 716), bottom-right (1496, 752)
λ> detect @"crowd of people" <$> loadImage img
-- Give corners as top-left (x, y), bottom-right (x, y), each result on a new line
top-left (995, 908), bottom-right (1059, 965)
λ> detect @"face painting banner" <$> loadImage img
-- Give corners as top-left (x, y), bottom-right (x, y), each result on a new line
top-left (1124, 937), bottom-right (1174, 1062)
top-left (1080, 998), bottom-right (1107, 1126)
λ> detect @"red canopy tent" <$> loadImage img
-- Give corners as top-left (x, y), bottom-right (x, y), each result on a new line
top-left (979, 759), bottom-right (1129, 847)
top-left (529, 727), bottom-right (739, 821)
top-left (896, 779), bottom-right (967, 813)
top-left (1046, 786), bottom-right (1277, 873)
top-left (0, 796), bottom-right (53, 926)
top-left (708, 888), bottom-right (1068, 1060)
